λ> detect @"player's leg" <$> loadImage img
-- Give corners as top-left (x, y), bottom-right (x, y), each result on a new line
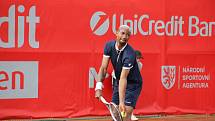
top-left (124, 105), bottom-right (133, 121)
top-left (111, 78), bottom-right (119, 105)
top-left (124, 83), bottom-right (142, 121)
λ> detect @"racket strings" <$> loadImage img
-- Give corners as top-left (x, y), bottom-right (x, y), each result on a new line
top-left (110, 103), bottom-right (122, 121)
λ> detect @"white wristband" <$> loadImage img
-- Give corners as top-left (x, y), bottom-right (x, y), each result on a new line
top-left (95, 82), bottom-right (104, 91)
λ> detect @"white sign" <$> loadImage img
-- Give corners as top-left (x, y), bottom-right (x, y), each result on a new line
top-left (0, 61), bottom-right (38, 99)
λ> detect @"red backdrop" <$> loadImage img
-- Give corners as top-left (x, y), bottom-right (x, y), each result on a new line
top-left (0, 0), bottom-right (215, 119)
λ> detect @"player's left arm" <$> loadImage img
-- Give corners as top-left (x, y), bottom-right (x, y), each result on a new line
top-left (119, 51), bottom-right (135, 112)
top-left (119, 68), bottom-right (130, 109)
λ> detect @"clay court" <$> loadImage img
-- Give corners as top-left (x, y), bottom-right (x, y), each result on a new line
top-left (67, 115), bottom-right (215, 121)
top-left (8, 114), bottom-right (215, 121)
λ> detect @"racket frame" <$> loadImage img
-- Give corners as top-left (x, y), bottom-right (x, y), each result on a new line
top-left (100, 96), bottom-right (123, 121)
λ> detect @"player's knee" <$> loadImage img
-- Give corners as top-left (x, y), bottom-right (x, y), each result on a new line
top-left (125, 105), bottom-right (133, 113)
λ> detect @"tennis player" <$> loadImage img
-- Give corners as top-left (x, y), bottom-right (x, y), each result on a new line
top-left (95, 25), bottom-right (143, 121)
top-left (111, 50), bottom-right (143, 120)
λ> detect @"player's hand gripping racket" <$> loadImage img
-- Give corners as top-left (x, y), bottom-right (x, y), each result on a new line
top-left (100, 96), bottom-right (124, 121)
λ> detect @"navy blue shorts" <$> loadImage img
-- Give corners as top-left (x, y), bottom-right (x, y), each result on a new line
top-left (112, 79), bottom-right (142, 108)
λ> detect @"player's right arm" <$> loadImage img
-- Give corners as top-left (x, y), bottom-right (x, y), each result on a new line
top-left (95, 56), bottom-right (110, 99)
top-left (95, 42), bottom-right (111, 99)
top-left (98, 56), bottom-right (110, 83)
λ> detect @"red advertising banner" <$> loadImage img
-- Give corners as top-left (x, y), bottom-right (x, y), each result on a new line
top-left (0, 0), bottom-right (215, 119)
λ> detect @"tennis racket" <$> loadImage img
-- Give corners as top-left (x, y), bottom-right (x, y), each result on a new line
top-left (100, 96), bottom-right (123, 121)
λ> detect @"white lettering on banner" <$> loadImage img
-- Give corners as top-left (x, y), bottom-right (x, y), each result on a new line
top-left (112, 15), bottom-right (184, 36)
top-left (181, 66), bottom-right (210, 89)
top-left (0, 5), bottom-right (40, 48)
top-left (90, 11), bottom-right (215, 37)
top-left (0, 61), bottom-right (38, 99)
top-left (182, 74), bottom-right (210, 81)
top-left (182, 82), bottom-right (209, 88)
top-left (89, 67), bottom-right (109, 88)
top-left (189, 16), bottom-right (215, 37)
top-left (182, 66), bottom-right (206, 73)
top-left (161, 65), bottom-right (211, 90)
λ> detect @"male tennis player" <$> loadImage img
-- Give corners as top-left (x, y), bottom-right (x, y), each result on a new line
top-left (95, 25), bottom-right (142, 121)
top-left (111, 50), bottom-right (143, 120)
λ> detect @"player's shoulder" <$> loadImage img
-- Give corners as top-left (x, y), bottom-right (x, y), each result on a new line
top-left (106, 40), bottom-right (115, 45)
top-left (125, 44), bottom-right (135, 56)
top-left (105, 40), bottom-right (115, 48)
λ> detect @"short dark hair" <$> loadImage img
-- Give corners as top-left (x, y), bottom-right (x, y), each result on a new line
top-left (135, 50), bottom-right (143, 59)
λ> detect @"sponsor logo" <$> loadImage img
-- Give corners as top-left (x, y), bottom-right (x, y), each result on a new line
top-left (161, 65), bottom-right (211, 90)
top-left (181, 66), bottom-right (210, 89)
top-left (90, 11), bottom-right (215, 37)
top-left (125, 101), bottom-right (132, 104)
top-left (161, 66), bottom-right (176, 90)
top-left (0, 61), bottom-right (38, 99)
top-left (90, 11), bottom-right (109, 36)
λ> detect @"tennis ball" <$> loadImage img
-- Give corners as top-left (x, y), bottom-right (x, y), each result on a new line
top-left (121, 111), bottom-right (126, 118)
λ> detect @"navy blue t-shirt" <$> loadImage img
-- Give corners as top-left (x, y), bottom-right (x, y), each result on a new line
top-left (103, 40), bottom-right (142, 85)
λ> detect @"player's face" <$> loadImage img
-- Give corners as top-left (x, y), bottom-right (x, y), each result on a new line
top-left (116, 28), bottom-right (131, 45)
